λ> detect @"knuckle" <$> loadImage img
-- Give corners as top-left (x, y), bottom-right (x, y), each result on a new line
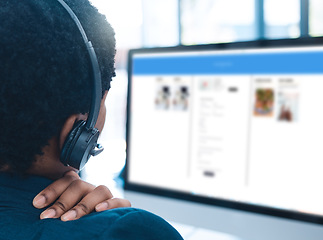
top-left (64, 174), bottom-right (77, 182)
top-left (72, 179), bottom-right (83, 186)
top-left (96, 185), bottom-right (112, 198)
top-left (76, 203), bottom-right (90, 215)
top-left (71, 179), bottom-right (87, 190)
top-left (96, 185), bottom-right (108, 191)
top-left (55, 201), bottom-right (68, 212)
top-left (71, 180), bottom-right (95, 195)
top-left (64, 171), bottom-right (79, 179)
top-left (45, 186), bottom-right (58, 197)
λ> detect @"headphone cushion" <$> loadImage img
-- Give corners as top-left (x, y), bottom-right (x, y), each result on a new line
top-left (60, 120), bottom-right (85, 165)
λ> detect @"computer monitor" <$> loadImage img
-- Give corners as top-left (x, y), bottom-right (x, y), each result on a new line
top-left (124, 37), bottom-right (323, 239)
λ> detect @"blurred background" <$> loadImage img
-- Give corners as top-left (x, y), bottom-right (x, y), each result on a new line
top-left (82, 0), bottom-right (323, 195)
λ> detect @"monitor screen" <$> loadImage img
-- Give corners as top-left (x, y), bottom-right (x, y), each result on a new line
top-left (125, 38), bottom-right (323, 224)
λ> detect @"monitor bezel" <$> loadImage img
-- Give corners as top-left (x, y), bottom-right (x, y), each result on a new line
top-left (124, 37), bottom-right (323, 225)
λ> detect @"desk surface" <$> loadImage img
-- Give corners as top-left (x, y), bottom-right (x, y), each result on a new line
top-left (124, 190), bottom-right (323, 240)
top-left (171, 222), bottom-right (241, 240)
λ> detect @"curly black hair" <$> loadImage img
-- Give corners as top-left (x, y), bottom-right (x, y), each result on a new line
top-left (0, 0), bottom-right (116, 173)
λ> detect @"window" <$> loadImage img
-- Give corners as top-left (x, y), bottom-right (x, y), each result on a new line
top-left (90, 0), bottom-right (143, 48)
top-left (309, 0), bottom-right (323, 37)
top-left (181, 0), bottom-right (256, 45)
top-left (264, 0), bottom-right (300, 39)
top-left (141, 0), bottom-right (179, 47)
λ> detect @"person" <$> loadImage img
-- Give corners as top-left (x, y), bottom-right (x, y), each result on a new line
top-left (0, 0), bottom-right (183, 239)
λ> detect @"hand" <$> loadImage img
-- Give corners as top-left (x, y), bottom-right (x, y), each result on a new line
top-left (32, 171), bottom-right (131, 221)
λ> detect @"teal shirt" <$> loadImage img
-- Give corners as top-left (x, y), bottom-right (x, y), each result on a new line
top-left (0, 173), bottom-right (183, 240)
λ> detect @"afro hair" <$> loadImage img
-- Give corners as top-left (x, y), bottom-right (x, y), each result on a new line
top-left (0, 0), bottom-right (116, 173)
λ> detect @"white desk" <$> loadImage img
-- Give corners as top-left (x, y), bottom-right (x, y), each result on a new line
top-left (171, 222), bottom-right (241, 240)
top-left (125, 190), bottom-right (323, 240)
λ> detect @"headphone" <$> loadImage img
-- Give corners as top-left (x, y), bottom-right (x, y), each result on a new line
top-left (57, 0), bottom-right (104, 170)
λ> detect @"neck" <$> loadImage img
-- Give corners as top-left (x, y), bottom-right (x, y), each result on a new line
top-left (27, 137), bottom-right (75, 180)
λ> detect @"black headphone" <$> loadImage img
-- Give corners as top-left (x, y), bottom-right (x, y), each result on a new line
top-left (57, 0), bottom-right (104, 170)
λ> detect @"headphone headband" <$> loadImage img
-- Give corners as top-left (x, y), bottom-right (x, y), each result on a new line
top-left (57, 0), bottom-right (104, 170)
top-left (56, 0), bottom-right (102, 129)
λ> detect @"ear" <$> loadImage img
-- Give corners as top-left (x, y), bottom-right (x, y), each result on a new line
top-left (59, 114), bottom-right (87, 150)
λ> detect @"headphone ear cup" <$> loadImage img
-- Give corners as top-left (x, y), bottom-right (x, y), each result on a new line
top-left (60, 120), bottom-right (86, 166)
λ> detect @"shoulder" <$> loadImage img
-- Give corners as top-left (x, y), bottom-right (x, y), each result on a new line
top-left (0, 207), bottom-right (182, 240)
top-left (41, 208), bottom-right (183, 240)
top-left (98, 208), bottom-right (183, 240)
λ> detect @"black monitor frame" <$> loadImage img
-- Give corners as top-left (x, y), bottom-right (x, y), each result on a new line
top-left (124, 37), bottom-right (323, 225)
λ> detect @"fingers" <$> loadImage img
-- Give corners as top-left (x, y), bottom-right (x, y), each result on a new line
top-left (95, 198), bottom-right (131, 212)
top-left (35, 172), bottom-right (131, 222)
top-left (60, 185), bottom-right (113, 221)
top-left (33, 171), bottom-right (80, 209)
top-left (40, 179), bottom-right (95, 220)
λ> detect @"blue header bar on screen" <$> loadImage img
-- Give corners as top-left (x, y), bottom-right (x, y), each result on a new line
top-left (132, 50), bottom-right (323, 75)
